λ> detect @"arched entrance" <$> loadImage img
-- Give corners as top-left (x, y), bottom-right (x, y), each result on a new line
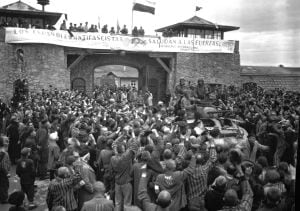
top-left (72, 78), bottom-right (86, 92)
top-left (70, 53), bottom-right (169, 102)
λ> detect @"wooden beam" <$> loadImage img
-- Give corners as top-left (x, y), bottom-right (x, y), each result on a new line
top-left (149, 52), bottom-right (175, 58)
top-left (156, 58), bottom-right (171, 73)
top-left (68, 54), bottom-right (87, 71)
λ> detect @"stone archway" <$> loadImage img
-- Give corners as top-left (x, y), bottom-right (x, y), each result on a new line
top-left (70, 53), bottom-right (168, 102)
top-left (72, 77), bottom-right (86, 92)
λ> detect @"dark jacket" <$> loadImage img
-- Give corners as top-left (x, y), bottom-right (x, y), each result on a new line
top-left (16, 158), bottom-right (35, 184)
top-left (205, 185), bottom-right (225, 211)
top-left (138, 176), bottom-right (169, 211)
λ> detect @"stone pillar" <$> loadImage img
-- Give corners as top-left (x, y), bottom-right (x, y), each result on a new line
top-left (167, 57), bottom-right (176, 96)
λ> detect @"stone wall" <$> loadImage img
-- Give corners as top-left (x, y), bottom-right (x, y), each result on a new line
top-left (175, 51), bottom-right (241, 86)
top-left (0, 42), bottom-right (69, 101)
top-left (241, 75), bottom-right (300, 91)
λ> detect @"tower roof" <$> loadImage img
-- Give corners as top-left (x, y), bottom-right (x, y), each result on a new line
top-left (1, 0), bottom-right (40, 11)
top-left (155, 16), bottom-right (239, 32)
top-left (0, 1), bottom-right (62, 26)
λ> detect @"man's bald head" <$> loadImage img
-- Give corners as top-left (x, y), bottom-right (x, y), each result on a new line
top-left (93, 182), bottom-right (106, 194)
top-left (165, 159), bottom-right (176, 172)
top-left (224, 189), bottom-right (238, 206)
top-left (57, 167), bottom-right (70, 178)
top-left (157, 190), bottom-right (171, 208)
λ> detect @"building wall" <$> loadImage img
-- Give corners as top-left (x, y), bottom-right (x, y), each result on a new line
top-left (241, 75), bottom-right (300, 91)
top-left (0, 42), bottom-right (69, 101)
top-left (120, 78), bottom-right (138, 88)
top-left (175, 51), bottom-right (241, 86)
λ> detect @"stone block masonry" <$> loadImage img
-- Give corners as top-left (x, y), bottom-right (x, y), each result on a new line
top-left (0, 42), bottom-right (70, 100)
top-left (175, 52), bottom-right (241, 86)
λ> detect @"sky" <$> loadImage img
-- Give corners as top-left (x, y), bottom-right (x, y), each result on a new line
top-left (1, 0), bottom-right (300, 67)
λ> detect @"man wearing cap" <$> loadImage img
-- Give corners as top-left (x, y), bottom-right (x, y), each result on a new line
top-left (16, 147), bottom-right (37, 209)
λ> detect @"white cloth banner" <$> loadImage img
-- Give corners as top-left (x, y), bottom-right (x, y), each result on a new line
top-left (5, 28), bottom-right (236, 53)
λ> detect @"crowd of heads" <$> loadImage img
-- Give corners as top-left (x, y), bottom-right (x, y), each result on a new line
top-left (0, 81), bottom-right (298, 211)
top-left (60, 20), bottom-right (145, 36)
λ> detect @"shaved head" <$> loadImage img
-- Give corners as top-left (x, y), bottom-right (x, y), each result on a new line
top-left (93, 182), bottom-right (106, 194)
top-left (157, 190), bottom-right (171, 208)
top-left (57, 167), bottom-right (70, 178)
top-left (224, 189), bottom-right (238, 206)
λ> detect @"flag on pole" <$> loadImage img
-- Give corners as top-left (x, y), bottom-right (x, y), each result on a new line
top-left (196, 6), bottom-right (202, 11)
top-left (117, 19), bottom-right (120, 34)
top-left (133, 0), bottom-right (156, 14)
top-left (97, 16), bottom-right (101, 30)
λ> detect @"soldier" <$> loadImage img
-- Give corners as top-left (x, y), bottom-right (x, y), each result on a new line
top-left (175, 78), bottom-right (187, 98)
top-left (192, 79), bottom-right (206, 103)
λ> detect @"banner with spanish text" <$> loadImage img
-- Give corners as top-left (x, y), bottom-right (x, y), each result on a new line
top-left (5, 28), bottom-right (236, 54)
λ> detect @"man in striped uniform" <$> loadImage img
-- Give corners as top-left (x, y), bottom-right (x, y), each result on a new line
top-left (46, 167), bottom-right (84, 211)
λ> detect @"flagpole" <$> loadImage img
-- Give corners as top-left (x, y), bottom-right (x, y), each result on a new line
top-left (131, 8), bottom-right (134, 32)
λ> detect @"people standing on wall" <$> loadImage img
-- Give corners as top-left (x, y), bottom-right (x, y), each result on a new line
top-left (60, 20), bottom-right (67, 30)
top-left (102, 25), bottom-right (108, 33)
top-left (132, 26), bottom-right (139, 37)
top-left (88, 25), bottom-right (96, 32)
top-left (120, 25), bottom-right (128, 34)
top-left (69, 23), bottom-right (74, 31)
top-left (109, 27), bottom-right (116, 34)
top-left (138, 27), bottom-right (145, 36)
top-left (83, 22), bottom-right (89, 32)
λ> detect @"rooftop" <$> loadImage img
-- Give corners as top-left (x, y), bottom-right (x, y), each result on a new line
top-left (156, 16), bottom-right (239, 32)
top-left (241, 66), bottom-right (300, 76)
top-left (0, 1), bottom-right (62, 25)
top-left (95, 65), bottom-right (138, 78)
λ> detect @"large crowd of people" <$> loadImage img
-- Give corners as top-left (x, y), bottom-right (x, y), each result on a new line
top-left (0, 78), bottom-right (298, 211)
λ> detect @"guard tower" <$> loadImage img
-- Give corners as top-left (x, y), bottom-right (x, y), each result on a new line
top-left (0, 0), bottom-right (61, 28)
top-left (156, 16), bottom-right (239, 39)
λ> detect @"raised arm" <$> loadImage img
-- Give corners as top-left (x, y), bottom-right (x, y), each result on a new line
top-left (236, 164), bottom-right (253, 211)
top-left (138, 168), bottom-right (154, 211)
